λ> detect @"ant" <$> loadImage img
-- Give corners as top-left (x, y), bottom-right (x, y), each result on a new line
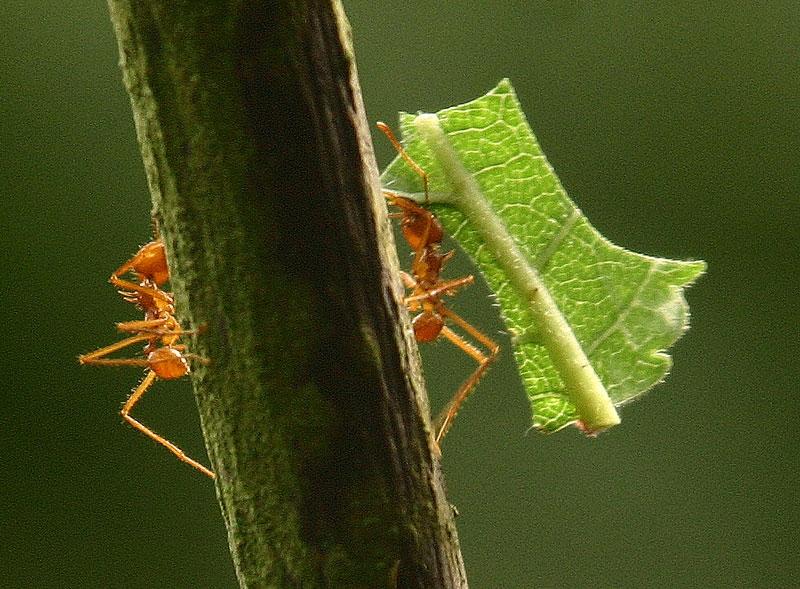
top-left (79, 235), bottom-right (214, 478)
top-left (377, 122), bottom-right (500, 449)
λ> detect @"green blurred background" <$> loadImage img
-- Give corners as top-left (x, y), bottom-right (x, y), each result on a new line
top-left (1, 2), bottom-right (796, 587)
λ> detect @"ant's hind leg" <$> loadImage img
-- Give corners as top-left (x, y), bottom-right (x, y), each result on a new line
top-left (121, 371), bottom-right (215, 478)
top-left (432, 311), bottom-right (500, 446)
top-left (79, 334), bottom-right (153, 365)
top-left (440, 307), bottom-right (500, 356)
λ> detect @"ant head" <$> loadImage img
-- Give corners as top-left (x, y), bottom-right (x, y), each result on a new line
top-left (384, 191), bottom-right (416, 209)
top-left (384, 191), bottom-right (444, 250)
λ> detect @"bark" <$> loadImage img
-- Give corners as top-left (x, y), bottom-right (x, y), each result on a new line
top-left (107, 1), bottom-right (467, 587)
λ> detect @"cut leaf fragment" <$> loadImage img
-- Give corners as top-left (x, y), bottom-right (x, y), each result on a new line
top-left (380, 79), bottom-right (705, 434)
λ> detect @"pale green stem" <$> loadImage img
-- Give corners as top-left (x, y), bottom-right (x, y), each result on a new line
top-left (414, 114), bottom-right (620, 432)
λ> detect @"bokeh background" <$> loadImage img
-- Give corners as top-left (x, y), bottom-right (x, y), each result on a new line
top-left (2, 2), bottom-right (797, 587)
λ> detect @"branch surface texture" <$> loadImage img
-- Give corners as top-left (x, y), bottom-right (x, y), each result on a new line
top-left (107, 1), bottom-right (467, 587)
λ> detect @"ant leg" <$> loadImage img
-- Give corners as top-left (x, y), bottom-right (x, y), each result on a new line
top-left (377, 122), bottom-right (430, 202)
top-left (83, 358), bottom-right (151, 368)
top-left (116, 321), bottom-right (198, 338)
top-left (440, 325), bottom-right (488, 364)
top-left (109, 276), bottom-right (172, 303)
top-left (79, 334), bottom-right (154, 365)
top-left (183, 353), bottom-right (211, 366)
top-left (440, 306), bottom-right (501, 356)
top-left (121, 371), bottom-right (215, 479)
top-left (400, 272), bottom-right (472, 298)
top-left (168, 346), bottom-right (210, 366)
top-left (399, 271), bottom-right (416, 290)
top-left (116, 318), bottom-right (169, 333)
top-left (403, 276), bottom-right (475, 305)
top-left (433, 309), bottom-right (500, 446)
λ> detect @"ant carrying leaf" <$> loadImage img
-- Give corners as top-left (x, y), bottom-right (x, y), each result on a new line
top-left (378, 122), bottom-right (500, 450)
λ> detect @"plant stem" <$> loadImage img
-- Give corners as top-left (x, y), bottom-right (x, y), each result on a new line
top-left (414, 114), bottom-right (620, 433)
top-left (107, 2), bottom-right (467, 587)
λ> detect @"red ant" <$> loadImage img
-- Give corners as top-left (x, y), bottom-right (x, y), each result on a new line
top-left (377, 122), bottom-right (500, 449)
top-left (79, 237), bottom-right (214, 478)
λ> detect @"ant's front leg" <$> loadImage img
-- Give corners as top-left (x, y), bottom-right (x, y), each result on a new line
top-left (109, 276), bottom-right (172, 304)
top-left (115, 318), bottom-right (169, 333)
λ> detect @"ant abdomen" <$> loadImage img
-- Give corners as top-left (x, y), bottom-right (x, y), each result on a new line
top-left (148, 347), bottom-right (190, 380)
top-left (413, 312), bottom-right (445, 343)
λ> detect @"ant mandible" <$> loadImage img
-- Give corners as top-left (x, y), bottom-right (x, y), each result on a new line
top-left (79, 235), bottom-right (214, 478)
top-left (377, 122), bottom-right (500, 449)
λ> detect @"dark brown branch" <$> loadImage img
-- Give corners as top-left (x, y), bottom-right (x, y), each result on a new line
top-left (107, 1), bottom-right (467, 586)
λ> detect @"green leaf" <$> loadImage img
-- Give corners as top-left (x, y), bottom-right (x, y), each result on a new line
top-left (380, 79), bottom-right (705, 434)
